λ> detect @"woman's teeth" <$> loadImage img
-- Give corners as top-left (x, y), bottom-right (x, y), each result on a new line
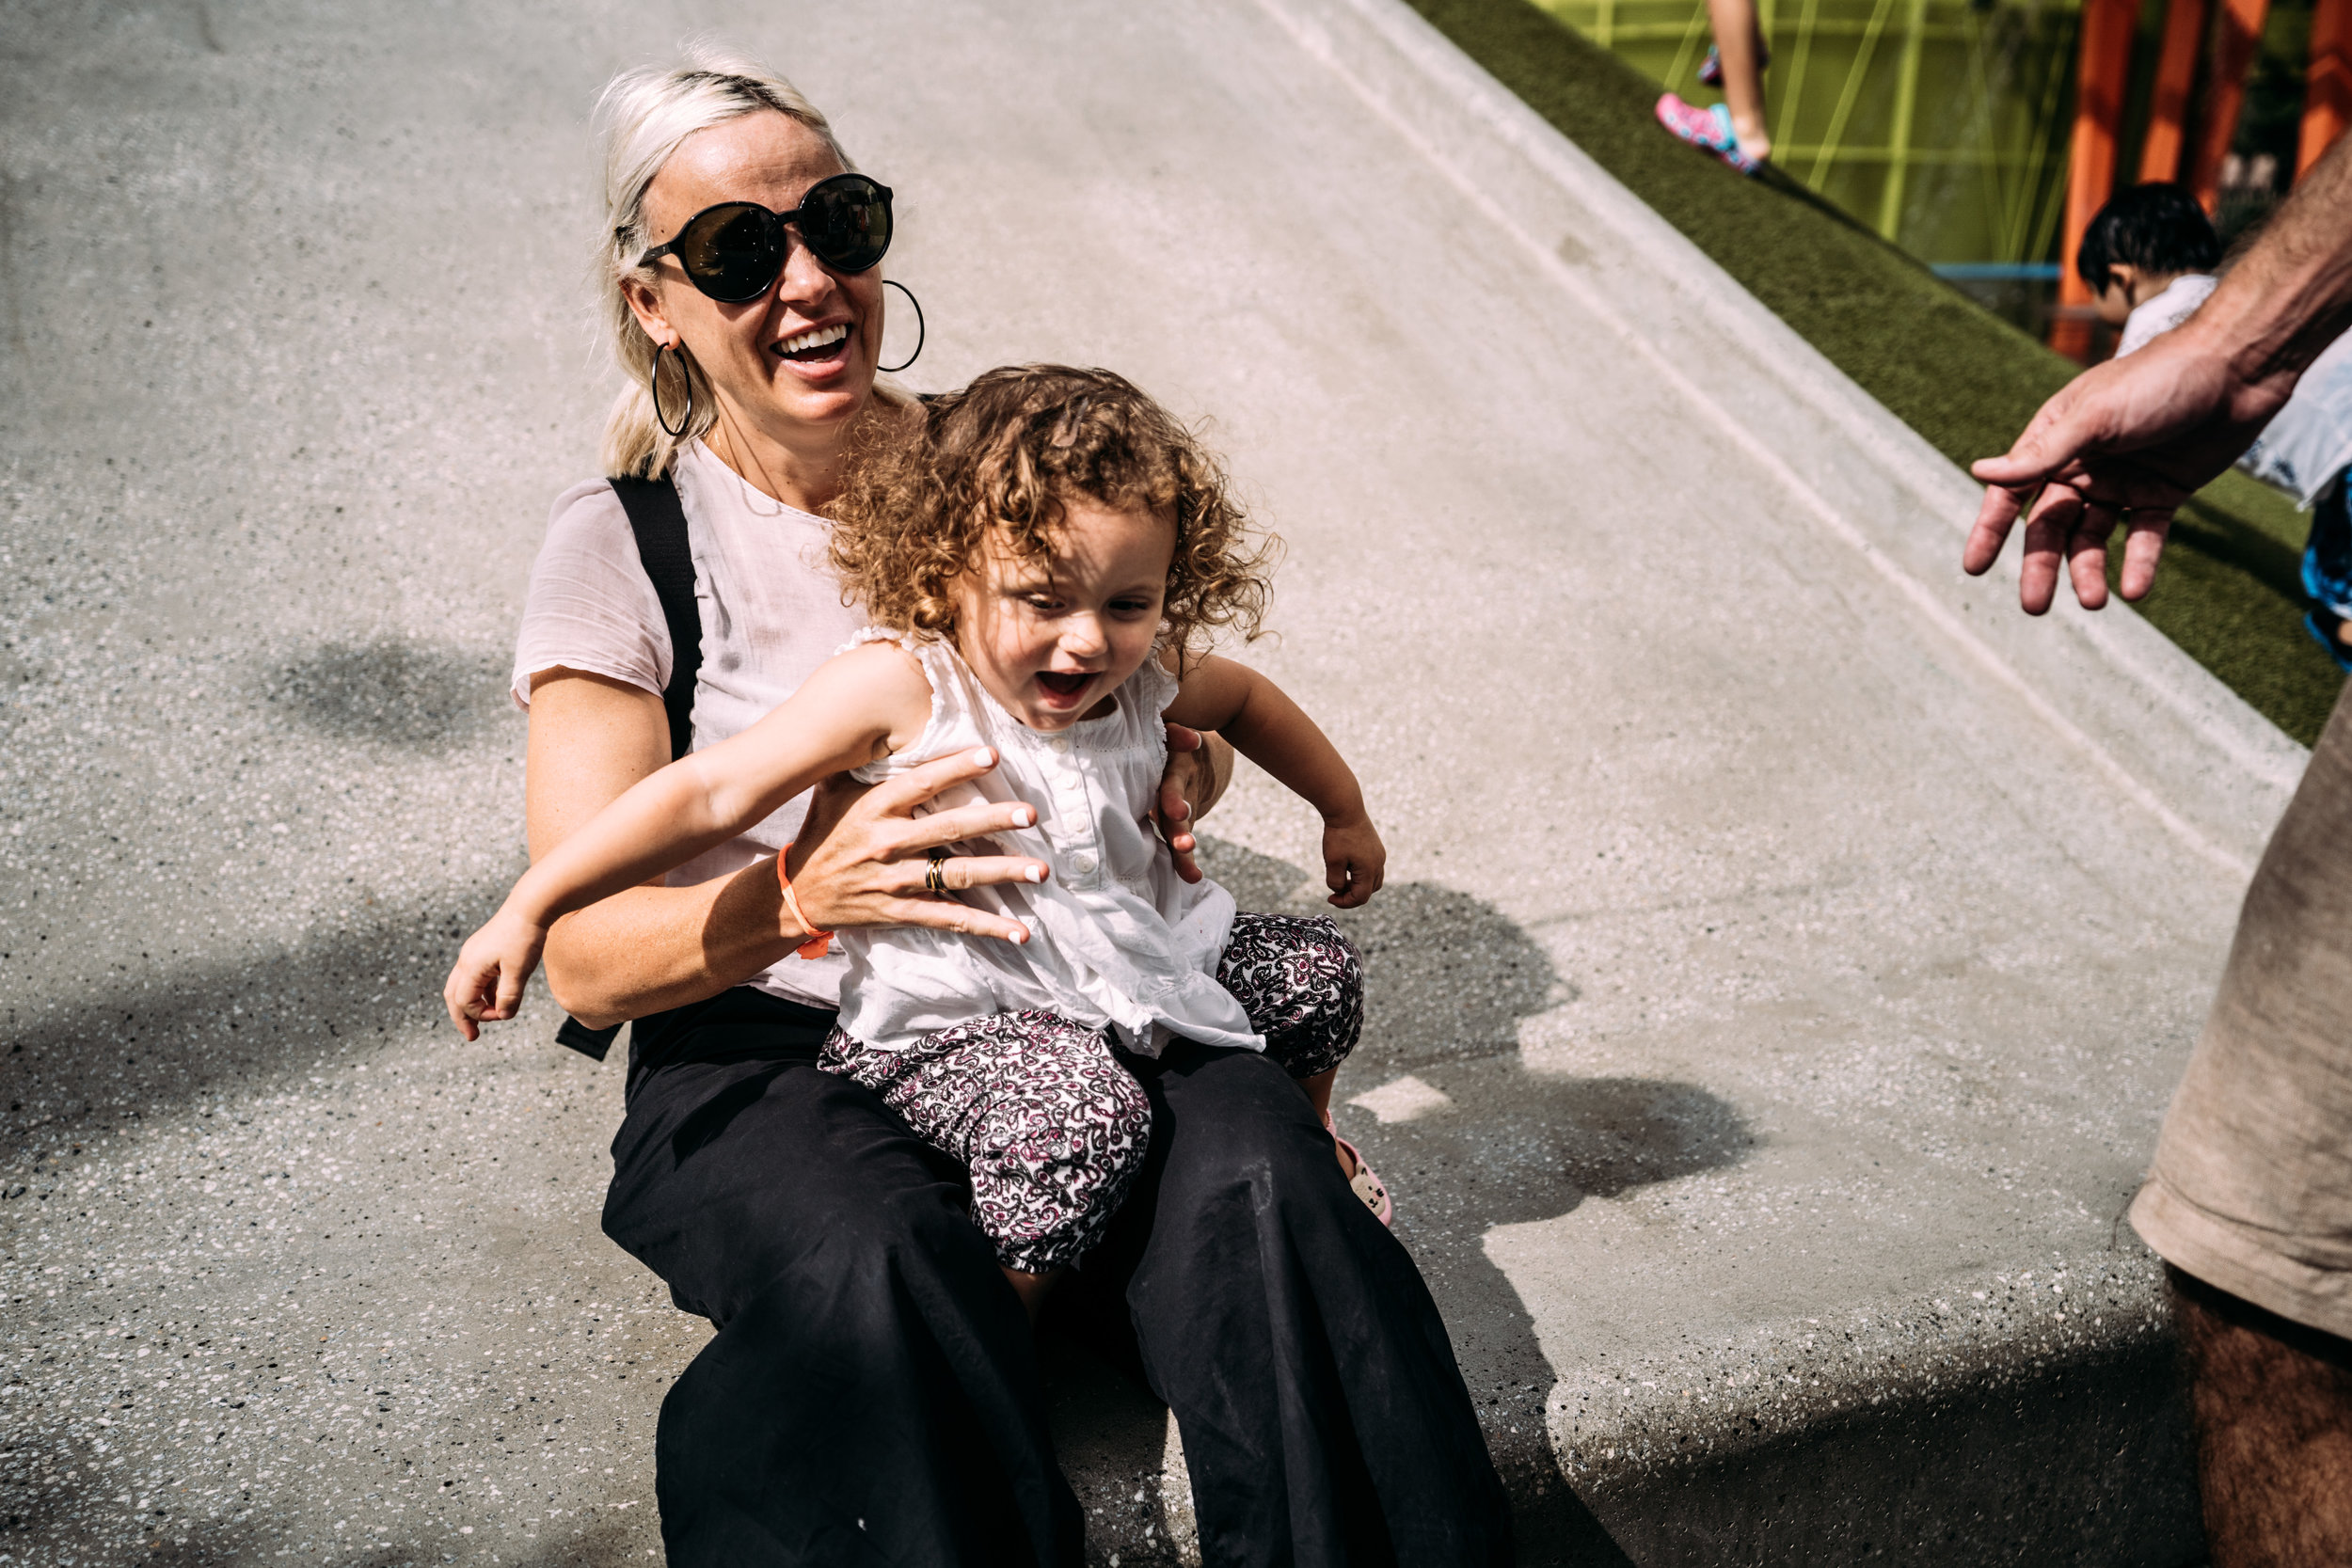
top-left (776, 324), bottom-right (849, 359)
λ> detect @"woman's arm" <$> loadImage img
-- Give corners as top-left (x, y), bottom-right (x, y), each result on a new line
top-left (1152, 724), bottom-right (1233, 882)
top-left (526, 671), bottom-right (803, 1029)
top-left (1164, 656), bottom-right (1384, 908)
top-left (502, 668), bottom-right (1057, 1037)
top-left (449, 652), bottom-right (924, 1032)
top-left (517, 647), bottom-right (919, 925)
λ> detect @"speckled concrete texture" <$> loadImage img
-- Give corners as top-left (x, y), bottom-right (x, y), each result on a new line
top-left (0, 0), bottom-right (2293, 1562)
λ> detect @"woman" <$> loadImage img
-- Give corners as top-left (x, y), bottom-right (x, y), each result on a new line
top-left (515, 45), bottom-right (1512, 1564)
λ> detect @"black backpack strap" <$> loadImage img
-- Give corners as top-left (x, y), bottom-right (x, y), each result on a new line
top-left (553, 474), bottom-right (705, 1063)
top-left (611, 475), bottom-right (705, 762)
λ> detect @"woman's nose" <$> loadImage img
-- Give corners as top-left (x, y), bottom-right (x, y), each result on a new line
top-left (773, 234), bottom-right (836, 307)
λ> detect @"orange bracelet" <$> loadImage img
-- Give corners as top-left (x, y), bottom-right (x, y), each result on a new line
top-left (776, 843), bottom-right (835, 959)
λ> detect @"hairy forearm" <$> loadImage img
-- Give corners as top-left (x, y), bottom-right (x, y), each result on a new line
top-left (2201, 137), bottom-right (2352, 388)
top-left (540, 859), bottom-right (803, 1027)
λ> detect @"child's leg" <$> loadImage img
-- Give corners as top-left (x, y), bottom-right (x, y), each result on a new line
top-left (1707, 0), bottom-right (1772, 158)
top-left (1216, 911), bottom-right (1364, 1119)
top-left (1216, 913), bottom-right (1390, 1218)
top-left (820, 1013), bottom-right (1152, 1317)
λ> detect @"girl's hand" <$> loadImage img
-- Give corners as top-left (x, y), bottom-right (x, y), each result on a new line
top-left (443, 911), bottom-right (550, 1041)
top-left (1321, 814), bottom-right (1386, 909)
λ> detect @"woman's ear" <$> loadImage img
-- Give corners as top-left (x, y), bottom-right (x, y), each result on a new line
top-left (622, 275), bottom-right (677, 349)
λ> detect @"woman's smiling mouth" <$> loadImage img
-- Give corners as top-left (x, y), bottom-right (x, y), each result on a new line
top-left (774, 323), bottom-right (850, 361)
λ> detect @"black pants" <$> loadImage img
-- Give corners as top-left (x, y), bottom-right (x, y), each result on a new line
top-left (602, 987), bottom-right (1512, 1566)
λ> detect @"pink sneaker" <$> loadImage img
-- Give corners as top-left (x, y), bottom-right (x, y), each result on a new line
top-left (1655, 92), bottom-right (1760, 176)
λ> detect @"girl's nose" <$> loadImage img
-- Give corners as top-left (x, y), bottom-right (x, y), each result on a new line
top-left (1060, 615), bottom-right (1107, 658)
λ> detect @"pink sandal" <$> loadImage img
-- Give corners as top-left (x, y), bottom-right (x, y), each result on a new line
top-left (1655, 92), bottom-right (1760, 176)
top-left (1325, 1112), bottom-right (1392, 1227)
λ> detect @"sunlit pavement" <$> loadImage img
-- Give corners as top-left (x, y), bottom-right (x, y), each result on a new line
top-left (1, 0), bottom-right (2293, 1560)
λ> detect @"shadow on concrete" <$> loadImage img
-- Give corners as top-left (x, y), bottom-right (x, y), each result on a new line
top-left (1038, 839), bottom-right (1752, 1565)
top-left (260, 638), bottom-right (510, 751)
top-left (1, 880), bottom-right (504, 1145)
top-left (0, 1484), bottom-right (646, 1567)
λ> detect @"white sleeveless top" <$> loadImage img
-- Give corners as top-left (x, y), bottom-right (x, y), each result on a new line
top-left (834, 631), bottom-right (1257, 1057)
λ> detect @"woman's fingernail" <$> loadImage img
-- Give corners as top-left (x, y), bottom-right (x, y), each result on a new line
top-left (1025, 865), bottom-right (1045, 882)
top-left (1013, 806), bottom-right (1035, 826)
top-left (970, 748), bottom-right (994, 768)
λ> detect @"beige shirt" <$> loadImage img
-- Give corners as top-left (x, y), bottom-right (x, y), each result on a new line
top-left (510, 440), bottom-right (864, 1010)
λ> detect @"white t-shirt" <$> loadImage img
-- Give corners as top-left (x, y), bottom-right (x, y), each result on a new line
top-left (2115, 273), bottom-right (2218, 359)
top-left (833, 631), bottom-right (1248, 1057)
top-left (510, 439), bottom-right (865, 1010)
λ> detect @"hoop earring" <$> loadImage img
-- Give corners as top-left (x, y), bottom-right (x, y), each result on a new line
top-left (650, 341), bottom-right (694, 439)
top-left (879, 279), bottom-right (926, 373)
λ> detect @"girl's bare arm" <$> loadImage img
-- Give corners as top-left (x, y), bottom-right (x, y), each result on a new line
top-left (1163, 654), bottom-right (1384, 907)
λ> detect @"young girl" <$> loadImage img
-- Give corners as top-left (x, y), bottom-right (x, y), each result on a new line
top-left (445, 365), bottom-right (1389, 1311)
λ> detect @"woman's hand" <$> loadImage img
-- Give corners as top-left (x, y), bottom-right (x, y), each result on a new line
top-left (1153, 725), bottom-right (1230, 884)
top-left (785, 748), bottom-right (1052, 942)
top-left (1321, 812), bottom-right (1386, 909)
top-left (444, 910), bottom-right (550, 1041)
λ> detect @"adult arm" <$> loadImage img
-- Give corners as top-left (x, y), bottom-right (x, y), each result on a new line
top-left (1154, 724), bottom-right (1234, 882)
top-left (527, 669), bottom-right (1047, 1030)
top-left (1965, 136), bottom-right (2352, 612)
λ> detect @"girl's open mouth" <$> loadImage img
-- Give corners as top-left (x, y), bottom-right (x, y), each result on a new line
top-left (1035, 670), bottom-right (1093, 700)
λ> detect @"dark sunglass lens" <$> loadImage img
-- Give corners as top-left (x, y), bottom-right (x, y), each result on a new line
top-left (679, 204), bottom-right (783, 301)
top-left (803, 179), bottom-right (892, 273)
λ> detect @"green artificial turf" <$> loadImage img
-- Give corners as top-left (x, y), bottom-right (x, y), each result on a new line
top-left (1401, 0), bottom-right (2344, 744)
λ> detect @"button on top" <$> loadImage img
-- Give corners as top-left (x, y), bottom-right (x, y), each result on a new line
top-left (1048, 735), bottom-right (1071, 753)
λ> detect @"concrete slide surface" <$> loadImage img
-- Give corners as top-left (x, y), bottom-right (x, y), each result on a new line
top-left (0, 0), bottom-right (2303, 1561)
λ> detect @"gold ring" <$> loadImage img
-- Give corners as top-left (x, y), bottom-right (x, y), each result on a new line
top-left (925, 848), bottom-right (950, 894)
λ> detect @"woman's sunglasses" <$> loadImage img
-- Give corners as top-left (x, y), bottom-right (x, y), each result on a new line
top-left (633, 172), bottom-right (894, 303)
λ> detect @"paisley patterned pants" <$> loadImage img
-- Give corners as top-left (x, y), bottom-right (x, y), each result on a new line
top-left (820, 912), bottom-right (1362, 1274)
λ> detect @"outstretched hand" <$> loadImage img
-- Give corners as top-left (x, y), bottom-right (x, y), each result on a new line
top-left (444, 910), bottom-right (548, 1041)
top-left (1964, 325), bottom-right (2285, 613)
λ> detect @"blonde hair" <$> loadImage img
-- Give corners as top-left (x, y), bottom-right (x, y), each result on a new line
top-left (591, 44), bottom-right (853, 480)
top-left (829, 365), bottom-right (1277, 661)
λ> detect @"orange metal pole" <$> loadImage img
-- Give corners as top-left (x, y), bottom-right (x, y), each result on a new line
top-left (2302, 0), bottom-right (2352, 176)
top-left (2186, 0), bottom-right (2272, 211)
top-left (2139, 0), bottom-right (2209, 181)
top-left (2054, 0), bottom-right (2139, 356)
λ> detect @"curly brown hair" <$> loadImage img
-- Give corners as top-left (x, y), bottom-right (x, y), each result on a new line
top-left (830, 365), bottom-right (1276, 659)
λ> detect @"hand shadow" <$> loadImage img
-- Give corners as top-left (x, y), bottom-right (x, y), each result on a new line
top-left (1039, 838), bottom-right (1752, 1565)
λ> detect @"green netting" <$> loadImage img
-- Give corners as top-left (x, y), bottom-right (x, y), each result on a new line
top-left (1536, 0), bottom-right (2082, 261)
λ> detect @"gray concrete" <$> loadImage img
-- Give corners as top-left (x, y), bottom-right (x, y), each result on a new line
top-left (0, 0), bottom-right (2297, 1562)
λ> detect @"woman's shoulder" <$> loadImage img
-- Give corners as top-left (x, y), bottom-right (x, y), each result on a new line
top-left (537, 476), bottom-right (640, 567)
top-left (511, 477), bottom-right (668, 708)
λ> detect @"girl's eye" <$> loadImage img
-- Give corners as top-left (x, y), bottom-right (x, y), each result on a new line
top-left (1108, 597), bottom-right (1156, 617)
top-left (1022, 594), bottom-right (1062, 612)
